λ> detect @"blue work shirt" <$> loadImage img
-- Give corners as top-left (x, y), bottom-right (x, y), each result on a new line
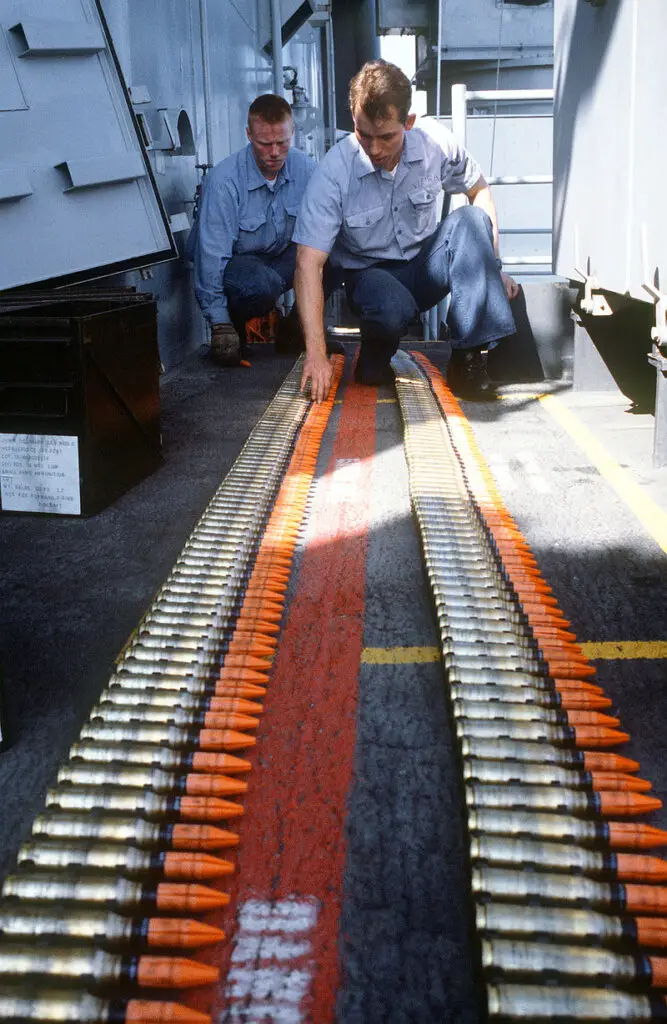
top-left (292, 119), bottom-right (482, 269)
top-left (194, 144), bottom-right (315, 324)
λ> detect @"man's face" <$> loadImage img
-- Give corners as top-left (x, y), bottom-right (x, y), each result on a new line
top-left (353, 106), bottom-right (415, 172)
top-left (247, 116), bottom-right (294, 179)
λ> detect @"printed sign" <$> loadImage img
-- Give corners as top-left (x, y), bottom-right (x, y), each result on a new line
top-left (0, 433), bottom-right (81, 514)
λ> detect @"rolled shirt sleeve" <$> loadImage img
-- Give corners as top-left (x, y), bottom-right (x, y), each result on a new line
top-left (194, 175), bottom-right (239, 325)
top-left (292, 162), bottom-right (343, 255)
top-left (417, 116), bottom-right (483, 193)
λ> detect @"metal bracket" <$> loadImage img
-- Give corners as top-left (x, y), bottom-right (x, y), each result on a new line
top-left (642, 278), bottom-right (667, 350)
top-left (574, 262), bottom-right (601, 315)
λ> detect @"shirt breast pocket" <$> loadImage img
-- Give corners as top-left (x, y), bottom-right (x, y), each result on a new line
top-left (407, 188), bottom-right (436, 235)
top-left (285, 202), bottom-right (300, 236)
top-left (343, 205), bottom-right (385, 250)
top-left (237, 211), bottom-right (269, 253)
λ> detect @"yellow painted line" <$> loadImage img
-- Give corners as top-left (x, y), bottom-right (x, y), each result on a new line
top-left (361, 646), bottom-right (441, 664)
top-left (361, 642), bottom-right (667, 664)
top-left (539, 393), bottom-right (667, 555)
top-left (581, 641), bottom-right (667, 660)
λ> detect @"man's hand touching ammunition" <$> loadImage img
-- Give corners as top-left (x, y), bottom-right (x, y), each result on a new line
top-left (300, 347), bottom-right (333, 404)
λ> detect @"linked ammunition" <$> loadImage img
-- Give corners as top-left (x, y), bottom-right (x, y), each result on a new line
top-left (45, 785), bottom-right (243, 822)
top-left (0, 906), bottom-right (224, 949)
top-left (88, 705), bottom-right (259, 731)
top-left (451, 682), bottom-right (611, 710)
top-left (470, 835), bottom-right (667, 882)
top-left (17, 839), bottom-right (234, 880)
top-left (467, 808), bottom-right (667, 850)
top-left (0, 990), bottom-right (212, 1023)
top-left (465, 783), bottom-right (661, 817)
top-left (472, 865), bottom-right (667, 914)
top-left (456, 718), bottom-right (629, 749)
top-left (0, 943), bottom-right (219, 988)
top-left (79, 720), bottom-right (256, 751)
top-left (96, 686), bottom-right (263, 716)
top-left (486, 983), bottom-right (663, 1020)
top-left (68, 741), bottom-right (252, 774)
top-left (452, 701), bottom-right (615, 727)
top-left (462, 761), bottom-right (647, 792)
top-left (1, 872), bottom-right (229, 911)
top-left (481, 936), bottom-right (667, 988)
top-left (476, 902), bottom-right (667, 950)
top-left (57, 763), bottom-right (248, 797)
top-left (460, 737), bottom-right (639, 773)
top-left (31, 812), bottom-right (239, 850)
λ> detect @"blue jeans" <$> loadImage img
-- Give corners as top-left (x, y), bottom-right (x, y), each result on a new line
top-left (344, 206), bottom-right (516, 370)
top-left (223, 246), bottom-right (297, 335)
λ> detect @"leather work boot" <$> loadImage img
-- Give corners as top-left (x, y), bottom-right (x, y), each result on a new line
top-left (246, 309), bottom-right (281, 345)
top-left (447, 346), bottom-right (496, 399)
top-left (210, 323), bottom-right (242, 366)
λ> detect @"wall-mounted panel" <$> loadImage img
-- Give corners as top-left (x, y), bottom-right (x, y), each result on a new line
top-left (554, 0), bottom-right (667, 300)
top-left (0, 0), bottom-right (175, 292)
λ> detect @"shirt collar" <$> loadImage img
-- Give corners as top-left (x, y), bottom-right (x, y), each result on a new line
top-left (246, 144), bottom-right (292, 191)
top-left (352, 128), bottom-right (425, 179)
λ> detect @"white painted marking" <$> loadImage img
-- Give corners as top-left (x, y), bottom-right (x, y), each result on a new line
top-left (221, 898), bottom-right (319, 1024)
top-left (231, 936), bottom-right (312, 963)
top-left (228, 967), bottom-right (311, 1001)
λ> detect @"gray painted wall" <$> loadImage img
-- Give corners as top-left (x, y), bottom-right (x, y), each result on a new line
top-left (554, 0), bottom-right (667, 303)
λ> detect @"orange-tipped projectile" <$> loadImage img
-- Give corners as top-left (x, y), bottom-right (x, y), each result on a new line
top-left (156, 883), bottom-right (230, 912)
top-left (126, 1001), bottom-right (212, 1023)
top-left (137, 956), bottom-right (219, 989)
top-left (558, 693), bottom-right (612, 710)
top-left (199, 711), bottom-right (259, 731)
top-left (583, 752), bottom-right (640, 773)
top-left (198, 728), bottom-right (257, 750)
top-left (572, 726), bottom-right (630, 748)
top-left (162, 852), bottom-right (234, 880)
top-left (567, 711), bottom-right (620, 727)
top-left (206, 697), bottom-right (263, 715)
top-left (212, 682), bottom-right (267, 698)
top-left (190, 752), bottom-right (252, 774)
top-left (555, 680), bottom-right (606, 696)
top-left (636, 919), bottom-right (667, 948)
top-left (147, 918), bottom-right (225, 949)
top-left (615, 854), bottom-right (667, 884)
top-left (222, 654), bottom-right (273, 671)
top-left (625, 884), bottom-right (667, 914)
top-left (608, 822), bottom-right (667, 851)
top-left (597, 792), bottom-right (663, 817)
top-left (170, 825), bottom-right (239, 850)
top-left (224, 641), bottom-right (275, 658)
top-left (590, 772), bottom-right (652, 793)
top-left (218, 667), bottom-right (271, 684)
top-left (547, 661), bottom-right (598, 679)
top-left (177, 796), bottom-right (244, 822)
top-left (232, 618), bottom-right (280, 635)
top-left (184, 774), bottom-right (248, 797)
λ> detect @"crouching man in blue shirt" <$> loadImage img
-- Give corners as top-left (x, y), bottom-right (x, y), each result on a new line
top-left (193, 94), bottom-right (315, 366)
top-left (293, 60), bottom-right (519, 402)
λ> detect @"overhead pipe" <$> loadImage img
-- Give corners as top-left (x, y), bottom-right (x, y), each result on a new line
top-left (271, 0), bottom-right (284, 95)
top-left (198, 0), bottom-right (214, 166)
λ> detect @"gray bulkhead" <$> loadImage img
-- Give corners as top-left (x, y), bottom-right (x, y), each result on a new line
top-left (0, 0), bottom-right (329, 370)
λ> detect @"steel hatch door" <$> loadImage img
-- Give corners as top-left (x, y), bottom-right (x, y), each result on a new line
top-left (0, 0), bottom-right (176, 292)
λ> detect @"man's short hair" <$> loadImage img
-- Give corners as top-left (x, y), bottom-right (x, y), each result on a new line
top-left (348, 59), bottom-right (412, 125)
top-left (248, 94), bottom-right (293, 125)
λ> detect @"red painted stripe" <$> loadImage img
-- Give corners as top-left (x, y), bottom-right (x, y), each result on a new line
top-left (212, 372), bottom-right (377, 1021)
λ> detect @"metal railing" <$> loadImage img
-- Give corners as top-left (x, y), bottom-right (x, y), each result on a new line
top-left (422, 84), bottom-right (555, 340)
